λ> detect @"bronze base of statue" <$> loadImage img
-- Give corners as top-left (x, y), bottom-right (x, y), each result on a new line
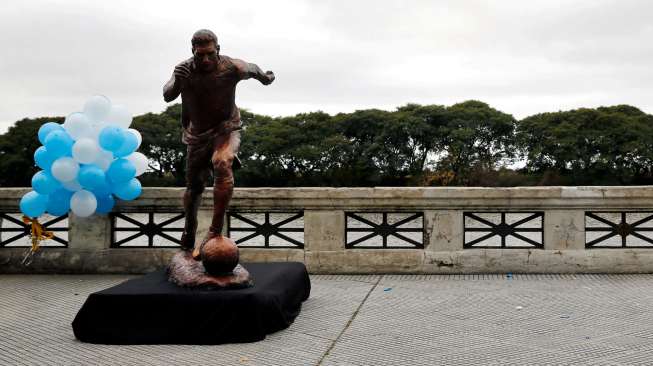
top-left (168, 251), bottom-right (253, 289)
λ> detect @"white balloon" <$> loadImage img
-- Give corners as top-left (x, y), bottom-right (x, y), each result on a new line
top-left (51, 157), bottom-right (80, 182)
top-left (63, 112), bottom-right (92, 140)
top-left (128, 128), bottom-right (142, 149)
top-left (70, 190), bottom-right (97, 218)
top-left (107, 105), bottom-right (133, 129)
top-left (83, 95), bottom-right (111, 123)
top-left (126, 152), bottom-right (149, 176)
top-left (62, 179), bottom-right (82, 192)
top-left (79, 121), bottom-right (103, 141)
top-left (94, 149), bottom-right (114, 171)
top-left (72, 138), bottom-right (101, 164)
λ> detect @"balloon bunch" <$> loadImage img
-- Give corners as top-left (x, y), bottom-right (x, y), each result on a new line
top-left (20, 95), bottom-right (149, 219)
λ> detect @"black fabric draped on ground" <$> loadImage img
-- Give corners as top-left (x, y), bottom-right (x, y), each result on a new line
top-left (72, 262), bottom-right (311, 344)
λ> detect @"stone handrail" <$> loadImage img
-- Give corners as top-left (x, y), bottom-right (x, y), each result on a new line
top-left (1, 186), bottom-right (653, 274)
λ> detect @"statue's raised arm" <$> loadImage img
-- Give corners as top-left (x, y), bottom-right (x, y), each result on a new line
top-left (163, 60), bottom-right (191, 102)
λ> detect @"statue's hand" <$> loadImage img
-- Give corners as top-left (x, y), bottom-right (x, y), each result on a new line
top-left (263, 71), bottom-right (275, 85)
top-left (174, 64), bottom-right (191, 82)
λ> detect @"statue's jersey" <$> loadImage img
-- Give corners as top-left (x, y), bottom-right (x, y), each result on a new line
top-left (179, 55), bottom-right (245, 145)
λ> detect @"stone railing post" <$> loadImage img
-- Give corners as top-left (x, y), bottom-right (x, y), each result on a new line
top-left (303, 210), bottom-right (345, 252)
top-left (425, 210), bottom-right (464, 252)
top-left (543, 210), bottom-right (586, 250)
top-left (68, 213), bottom-right (112, 250)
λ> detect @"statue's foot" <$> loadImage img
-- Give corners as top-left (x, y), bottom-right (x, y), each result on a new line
top-left (191, 246), bottom-right (201, 261)
top-left (179, 233), bottom-right (195, 252)
top-left (191, 231), bottom-right (221, 261)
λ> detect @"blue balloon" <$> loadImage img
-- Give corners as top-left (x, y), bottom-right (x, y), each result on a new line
top-left (78, 165), bottom-right (105, 190)
top-left (20, 191), bottom-right (49, 218)
top-left (113, 130), bottom-right (139, 158)
top-left (91, 177), bottom-right (112, 197)
top-left (107, 158), bottom-right (136, 184)
top-left (44, 130), bottom-right (74, 158)
top-left (96, 194), bottom-right (115, 214)
top-left (38, 122), bottom-right (64, 145)
top-left (31, 170), bottom-right (61, 195)
top-left (99, 126), bottom-right (126, 152)
top-left (34, 146), bottom-right (55, 171)
top-left (46, 188), bottom-right (73, 216)
top-left (112, 178), bottom-right (141, 201)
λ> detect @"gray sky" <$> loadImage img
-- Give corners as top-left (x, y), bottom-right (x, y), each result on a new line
top-left (1, 0), bottom-right (652, 133)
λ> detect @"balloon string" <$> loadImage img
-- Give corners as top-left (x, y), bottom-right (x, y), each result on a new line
top-left (21, 215), bottom-right (53, 266)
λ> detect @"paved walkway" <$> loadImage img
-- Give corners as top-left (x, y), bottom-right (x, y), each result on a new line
top-left (2, 273), bottom-right (653, 365)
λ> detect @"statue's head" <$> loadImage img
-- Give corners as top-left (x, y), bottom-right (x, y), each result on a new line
top-left (191, 29), bottom-right (219, 73)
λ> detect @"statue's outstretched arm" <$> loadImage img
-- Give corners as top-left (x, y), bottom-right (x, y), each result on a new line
top-left (234, 59), bottom-right (275, 85)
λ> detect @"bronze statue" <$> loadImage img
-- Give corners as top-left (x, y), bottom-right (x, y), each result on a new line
top-left (163, 29), bottom-right (274, 261)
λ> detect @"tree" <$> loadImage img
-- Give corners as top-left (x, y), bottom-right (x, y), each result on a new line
top-left (329, 105), bottom-right (453, 186)
top-left (396, 104), bottom-right (448, 173)
top-left (516, 105), bottom-right (653, 185)
top-left (333, 109), bottom-right (396, 185)
top-left (132, 104), bottom-right (186, 186)
top-left (237, 110), bottom-right (350, 186)
top-left (0, 117), bottom-right (63, 187)
top-left (436, 101), bottom-right (517, 185)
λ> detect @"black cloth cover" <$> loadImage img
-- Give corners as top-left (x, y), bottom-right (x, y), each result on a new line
top-left (72, 262), bottom-right (310, 344)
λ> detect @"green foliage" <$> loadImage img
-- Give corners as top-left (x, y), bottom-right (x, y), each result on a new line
top-left (0, 117), bottom-right (63, 187)
top-left (237, 110), bottom-right (351, 186)
top-left (132, 104), bottom-right (186, 186)
top-left (1, 102), bottom-right (651, 188)
top-left (516, 105), bottom-right (653, 185)
top-left (438, 101), bottom-right (517, 185)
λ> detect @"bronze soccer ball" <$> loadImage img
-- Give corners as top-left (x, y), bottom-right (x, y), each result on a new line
top-left (200, 235), bottom-right (239, 275)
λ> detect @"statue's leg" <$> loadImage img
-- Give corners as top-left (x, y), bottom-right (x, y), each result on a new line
top-left (180, 144), bottom-right (212, 250)
top-left (209, 130), bottom-right (242, 236)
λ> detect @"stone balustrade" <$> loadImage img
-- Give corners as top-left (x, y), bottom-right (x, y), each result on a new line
top-left (2, 186), bottom-right (653, 273)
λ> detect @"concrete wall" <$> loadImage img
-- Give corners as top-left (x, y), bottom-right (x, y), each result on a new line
top-left (2, 186), bottom-right (653, 274)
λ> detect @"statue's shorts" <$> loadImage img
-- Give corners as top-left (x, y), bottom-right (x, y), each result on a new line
top-left (184, 127), bottom-right (242, 190)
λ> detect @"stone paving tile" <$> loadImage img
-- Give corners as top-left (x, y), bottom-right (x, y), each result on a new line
top-left (3, 274), bottom-right (653, 365)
